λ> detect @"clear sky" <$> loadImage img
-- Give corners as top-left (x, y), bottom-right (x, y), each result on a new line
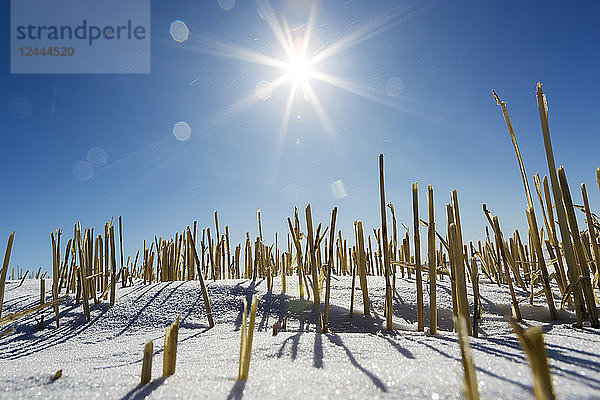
top-left (2, 0), bottom-right (600, 272)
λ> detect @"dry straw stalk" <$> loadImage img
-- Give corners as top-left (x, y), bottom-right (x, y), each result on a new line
top-left (162, 316), bottom-right (180, 377)
top-left (378, 154), bottom-right (393, 330)
top-left (238, 295), bottom-right (258, 380)
top-left (141, 340), bottom-right (153, 384)
top-left (187, 226), bottom-right (215, 328)
top-left (0, 296), bottom-right (68, 326)
top-left (323, 207), bottom-right (337, 333)
top-left (452, 191), bottom-right (471, 335)
top-left (536, 82), bottom-right (585, 325)
top-left (356, 221), bottom-right (370, 316)
top-left (305, 205), bottom-right (323, 329)
top-left (412, 182), bottom-right (424, 331)
top-left (427, 186), bottom-right (437, 334)
top-left (525, 207), bottom-right (558, 320)
top-left (0, 232), bottom-right (15, 319)
top-left (456, 315), bottom-right (479, 400)
top-left (558, 167), bottom-right (599, 327)
top-left (509, 319), bottom-right (556, 400)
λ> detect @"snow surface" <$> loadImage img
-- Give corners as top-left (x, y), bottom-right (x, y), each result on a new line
top-left (1, 275), bottom-right (599, 399)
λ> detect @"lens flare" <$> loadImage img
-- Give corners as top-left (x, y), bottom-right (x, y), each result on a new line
top-left (173, 121), bottom-right (192, 141)
top-left (169, 20), bottom-right (189, 43)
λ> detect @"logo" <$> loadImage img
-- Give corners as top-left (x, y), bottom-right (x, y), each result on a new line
top-left (11, 0), bottom-right (151, 74)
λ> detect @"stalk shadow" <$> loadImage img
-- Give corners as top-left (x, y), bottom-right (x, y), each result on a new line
top-left (473, 335), bottom-right (600, 390)
top-left (0, 300), bottom-right (110, 360)
top-left (114, 282), bottom-right (184, 338)
top-left (231, 281), bottom-right (261, 331)
top-left (226, 379), bottom-right (247, 400)
top-left (391, 293), bottom-right (456, 332)
top-left (313, 332), bottom-right (323, 368)
top-left (325, 333), bottom-right (387, 392)
top-left (413, 335), bottom-right (531, 391)
top-left (119, 376), bottom-right (166, 400)
top-left (277, 331), bottom-right (303, 360)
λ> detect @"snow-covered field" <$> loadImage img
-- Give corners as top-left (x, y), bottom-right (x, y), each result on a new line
top-left (1, 275), bottom-right (598, 399)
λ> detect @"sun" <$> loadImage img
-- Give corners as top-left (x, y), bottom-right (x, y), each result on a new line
top-left (285, 53), bottom-right (312, 85)
top-left (190, 0), bottom-right (417, 182)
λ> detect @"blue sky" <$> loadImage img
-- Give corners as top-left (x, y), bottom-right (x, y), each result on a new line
top-left (2, 1), bottom-right (600, 272)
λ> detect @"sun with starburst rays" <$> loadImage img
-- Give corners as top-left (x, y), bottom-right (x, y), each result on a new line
top-left (193, 0), bottom-right (421, 180)
top-left (285, 52), bottom-right (312, 86)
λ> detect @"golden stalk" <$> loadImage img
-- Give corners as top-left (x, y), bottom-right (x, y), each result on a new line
top-left (558, 167), bottom-right (599, 326)
top-left (323, 207), bottom-right (337, 333)
top-left (274, 232), bottom-right (278, 285)
top-left (266, 247), bottom-right (272, 292)
top-left (162, 316), bottom-right (180, 377)
top-left (238, 298), bottom-right (248, 379)
top-left (581, 183), bottom-right (600, 295)
top-left (287, 216), bottom-right (305, 299)
top-left (449, 223), bottom-right (471, 333)
top-left (75, 226), bottom-right (91, 321)
top-left (447, 205), bottom-right (459, 330)
top-left (51, 232), bottom-right (60, 327)
top-left (542, 176), bottom-right (558, 247)
top-left (0, 296), bottom-right (68, 326)
top-left (141, 340), bottom-right (153, 384)
top-left (536, 82), bottom-right (585, 324)
top-left (470, 253), bottom-right (480, 337)
top-left (119, 216), bottom-right (124, 279)
top-left (109, 224), bottom-right (117, 306)
top-left (281, 252), bottom-right (287, 293)
top-left (483, 205), bottom-right (521, 321)
top-left (305, 205), bottom-right (323, 329)
top-left (525, 206), bottom-right (558, 320)
top-left (514, 230), bottom-right (531, 285)
top-left (356, 221), bottom-right (370, 316)
top-left (238, 295), bottom-right (258, 380)
top-left (533, 174), bottom-right (553, 247)
top-left (38, 277), bottom-right (45, 329)
top-left (495, 89), bottom-right (552, 293)
top-left (427, 186), bottom-right (437, 335)
top-left (493, 90), bottom-right (535, 210)
top-left (388, 203), bottom-right (398, 291)
top-left (378, 154), bottom-right (393, 330)
top-left (456, 315), bottom-right (479, 400)
top-left (502, 237), bottom-right (527, 291)
top-left (452, 191), bottom-right (472, 334)
top-left (187, 226), bottom-right (215, 328)
top-left (0, 231), bottom-right (15, 319)
top-left (104, 224), bottom-right (109, 296)
top-left (350, 243), bottom-right (357, 317)
top-left (413, 182), bottom-right (424, 331)
top-left (509, 319), bottom-right (556, 400)
top-left (0, 327), bottom-right (15, 338)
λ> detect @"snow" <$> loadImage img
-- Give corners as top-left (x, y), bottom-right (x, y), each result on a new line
top-left (1, 275), bottom-right (599, 399)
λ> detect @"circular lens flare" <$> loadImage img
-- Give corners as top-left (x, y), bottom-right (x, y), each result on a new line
top-left (169, 20), bottom-right (189, 43)
top-left (173, 121), bottom-right (191, 141)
